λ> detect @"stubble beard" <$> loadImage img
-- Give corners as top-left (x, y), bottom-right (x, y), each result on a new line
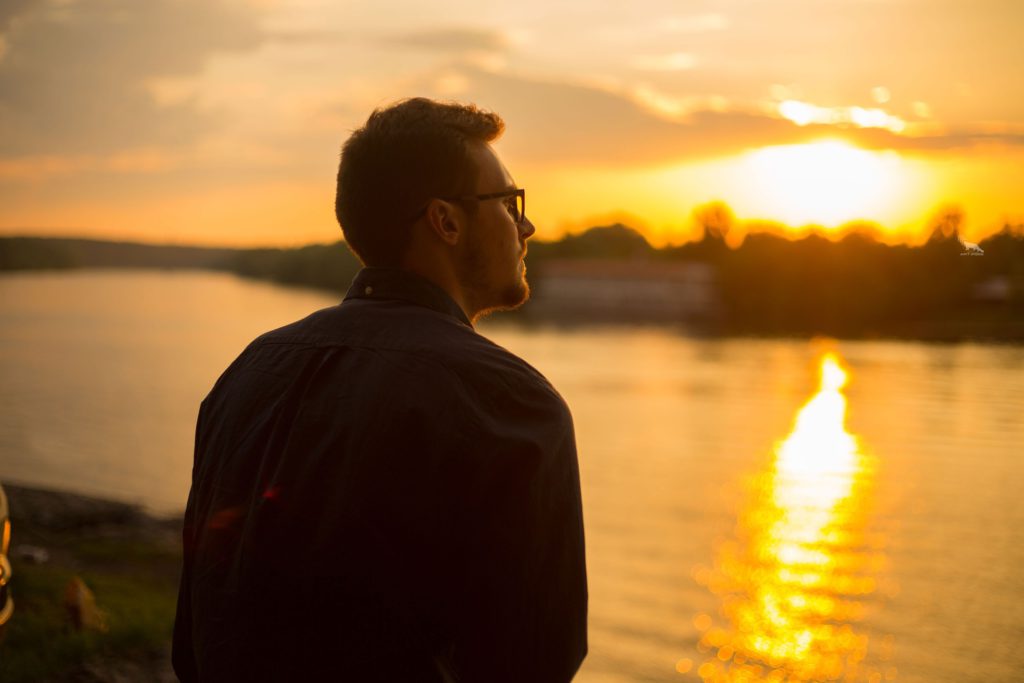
top-left (460, 236), bottom-right (531, 322)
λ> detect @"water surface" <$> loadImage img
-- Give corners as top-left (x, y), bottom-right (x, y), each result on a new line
top-left (1, 270), bottom-right (1021, 682)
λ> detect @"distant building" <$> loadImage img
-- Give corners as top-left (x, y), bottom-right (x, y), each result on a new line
top-left (972, 276), bottom-right (1011, 303)
top-left (527, 259), bottom-right (717, 324)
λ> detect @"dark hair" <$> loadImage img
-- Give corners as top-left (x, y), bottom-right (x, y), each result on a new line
top-left (335, 97), bottom-right (505, 266)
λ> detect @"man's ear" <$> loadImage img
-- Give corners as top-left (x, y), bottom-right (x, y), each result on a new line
top-left (423, 198), bottom-right (462, 247)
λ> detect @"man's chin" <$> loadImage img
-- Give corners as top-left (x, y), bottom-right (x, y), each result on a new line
top-left (497, 278), bottom-right (530, 310)
top-left (510, 273), bottom-right (531, 307)
top-left (475, 278), bottom-right (530, 322)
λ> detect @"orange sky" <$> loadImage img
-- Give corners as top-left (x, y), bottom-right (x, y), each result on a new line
top-left (1, 0), bottom-right (1023, 247)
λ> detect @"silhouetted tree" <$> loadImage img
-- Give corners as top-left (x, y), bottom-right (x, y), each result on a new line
top-left (927, 205), bottom-right (964, 243)
top-left (693, 201), bottom-right (734, 242)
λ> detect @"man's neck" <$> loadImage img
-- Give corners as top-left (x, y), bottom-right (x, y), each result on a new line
top-left (397, 260), bottom-right (476, 324)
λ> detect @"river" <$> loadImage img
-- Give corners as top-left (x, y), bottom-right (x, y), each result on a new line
top-left (1, 269), bottom-right (1022, 682)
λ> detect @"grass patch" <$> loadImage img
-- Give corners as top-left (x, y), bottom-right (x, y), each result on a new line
top-left (0, 533), bottom-right (181, 682)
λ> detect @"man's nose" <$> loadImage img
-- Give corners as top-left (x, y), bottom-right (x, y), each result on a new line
top-left (519, 216), bottom-right (536, 240)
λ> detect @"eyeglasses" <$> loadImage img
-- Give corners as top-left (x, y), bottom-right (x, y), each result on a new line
top-left (417, 188), bottom-right (526, 226)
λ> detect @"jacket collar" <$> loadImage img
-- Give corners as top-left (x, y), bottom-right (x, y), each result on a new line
top-left (344, 267), bottom-right (472, 328)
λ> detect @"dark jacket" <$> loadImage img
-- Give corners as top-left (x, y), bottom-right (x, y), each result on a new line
top-left (173, 267), bottom-right (588, 682)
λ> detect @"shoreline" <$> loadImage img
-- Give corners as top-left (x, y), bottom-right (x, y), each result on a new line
top-left (5, 267), bottom-right (1024, 344)
top-left (3, 481), bottom-right (183, 533)
top-left (4, 227), bottom-right (1024, 345)
top-left (2, 478), bottom-right (185, 534)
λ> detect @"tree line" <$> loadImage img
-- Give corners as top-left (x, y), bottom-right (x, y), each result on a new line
top-left (3, 208), bottom-right (1022, 340)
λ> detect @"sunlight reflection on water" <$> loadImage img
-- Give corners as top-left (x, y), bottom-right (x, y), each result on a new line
top-left (690, 351), bottom-right (887, 682)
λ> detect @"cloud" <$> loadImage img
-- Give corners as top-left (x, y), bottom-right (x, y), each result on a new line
top-left (0, 148), bottom-right (185, 181)
top-left (260, 25), bottom-right (514, 56)
top-left (0, 0), bottom-right (34, 32)
top-left (660, 13), bottom-right (729, 33)
top-left (845, 126), bottom-right (1024, 152)
top-left (261, 26), bottom-right (514, 53)
top-left (413, 66), bottom-right (1024, 167)
top-left (413, 66), bottom-right (828, 165)
top-left (0, 0), bottom-right (263, 156)
top-left (630, 52), bottom-right (698, 72)
top-left (385, 26), bottom-right (512, 54)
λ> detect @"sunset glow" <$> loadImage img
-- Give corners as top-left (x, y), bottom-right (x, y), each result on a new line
top-left (0, 0), bottom-right (1021, 246)
top-left (739, 141), bottom-right (916, 231)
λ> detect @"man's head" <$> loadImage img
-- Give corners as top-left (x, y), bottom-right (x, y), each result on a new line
top-left (335, 97), bottom-right (536, 323)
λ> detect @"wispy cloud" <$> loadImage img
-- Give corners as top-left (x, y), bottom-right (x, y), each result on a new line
top-left (415, 66), bottom-right (809, 165)
top-left (0, 148), bottom-right (186, 181)
top-left (777, 99), bottom-right (907, 133)
top-left (415, 66), bottom-right (1024, 166)
top-left (630, 52), bottom-right (698, 72)
top-left (0, 0), bottom-right (33, 32)
top-left (385, 27), bottom-right (513, 53)
top-left (660, 13), bottom-right (729, 33)
top-left (846, 126), bottom-right (1024, 152)
top-left (0, 0), bottom-right (262, 156)
top-left (262, 28), bottom-right (348, 45)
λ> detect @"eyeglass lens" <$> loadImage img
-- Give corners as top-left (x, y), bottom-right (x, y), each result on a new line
top-left (505, 193), bottom-right (524, 224)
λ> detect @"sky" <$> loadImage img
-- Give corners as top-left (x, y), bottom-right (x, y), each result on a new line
top-left (1, 0), bottom-right (1022, 247)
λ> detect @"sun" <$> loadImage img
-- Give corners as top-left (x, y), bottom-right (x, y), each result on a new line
top-left (740, 140), bottom-right (910, 229)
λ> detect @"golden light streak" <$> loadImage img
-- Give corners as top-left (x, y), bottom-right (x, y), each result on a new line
top-left (692, 351), bottom-right (888, 682)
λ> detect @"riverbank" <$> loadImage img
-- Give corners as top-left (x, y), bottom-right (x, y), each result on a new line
top-left (4, 227), bottom-right (1023, 342)
top-left (0, 482), bottom-right (182, 683)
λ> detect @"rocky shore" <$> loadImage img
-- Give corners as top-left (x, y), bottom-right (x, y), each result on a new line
top-left (4, 483), bottom-right (182, 537)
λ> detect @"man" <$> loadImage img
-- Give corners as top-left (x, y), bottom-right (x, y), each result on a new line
top-left (173, 98), bottom-right (588, 682)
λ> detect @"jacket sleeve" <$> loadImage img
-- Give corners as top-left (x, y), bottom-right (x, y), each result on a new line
top-left (171, 399), bottom-right (208, 683)
top-left (442, 393), bottom-right (588, 683)
top-left (171, 488), bottom-right (199, 683)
